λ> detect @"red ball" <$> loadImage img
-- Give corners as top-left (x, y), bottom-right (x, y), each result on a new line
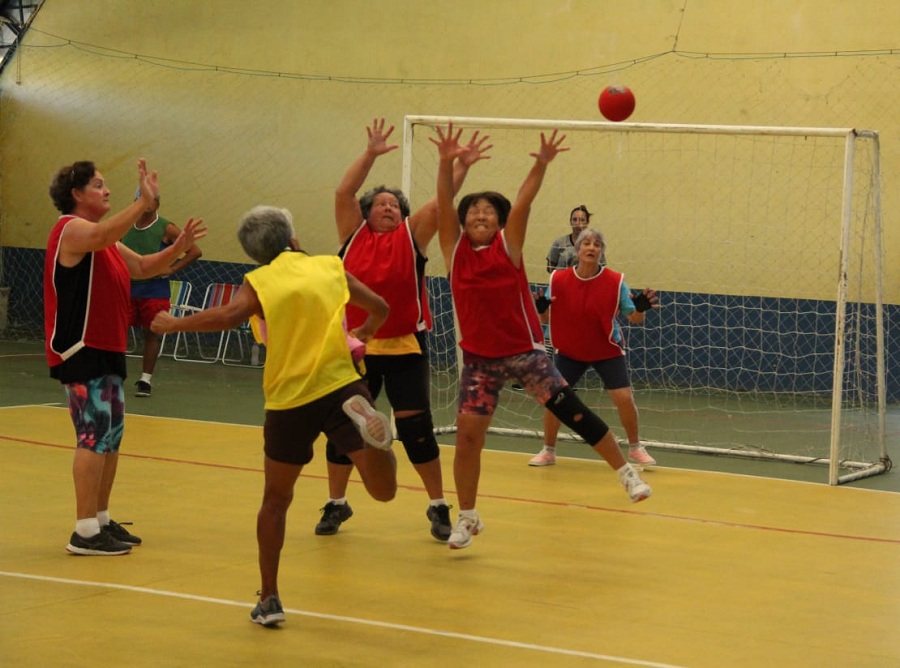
top-left (598, 85), bottom-right (635, 122)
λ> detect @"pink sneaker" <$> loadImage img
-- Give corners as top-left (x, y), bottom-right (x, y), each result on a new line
top-left (627, 444), bottom-right (656, 466)
top-left (528, 447), bottom-right (556, 467)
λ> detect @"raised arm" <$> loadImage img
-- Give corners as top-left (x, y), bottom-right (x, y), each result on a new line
top-left (409, 130), bottom-right (492, 253)
top-left (430, 124), bottom-right (469, 268)
top-left (117, 217), bottom-right (207, 279)
top-left (334, 118), bottom-right (399, 244)
top-left (345, 271), bottom-right (390, 342)
top-left (504, 130), bottom-right (569, 267)
top-left (58, 159), bottom-right (160, 262)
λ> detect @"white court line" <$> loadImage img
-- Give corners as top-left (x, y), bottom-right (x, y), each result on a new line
top-left (1, 570), bottom-right (685, 668)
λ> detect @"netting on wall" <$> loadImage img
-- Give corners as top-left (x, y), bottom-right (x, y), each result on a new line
top-left (408, 116), bottom-right (887, 483)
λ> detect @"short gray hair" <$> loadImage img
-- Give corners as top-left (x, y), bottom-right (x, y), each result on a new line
top-left (574, 228), bottom-right (607, 265)
top-left (237, 205), bottom-right (295, 265)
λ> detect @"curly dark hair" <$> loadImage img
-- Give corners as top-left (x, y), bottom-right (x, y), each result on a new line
top-left (48, 161), bottom-right (96, 214)
top-left (359, 185), bottom-right (411, 220)
top-left (457, 191), bottom-right (512, 228)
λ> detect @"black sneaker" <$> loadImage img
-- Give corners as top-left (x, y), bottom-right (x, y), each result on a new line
top-left (135, 380), bottom-right (152, 397)
top-left (103, 519), bottom-right (142, 546)
top-left (250, 594), bottom-right (285, 627)
top-left (314, 502), bottom-right (353, 535)
top-left (66, 531), bottom-right (132, 556)
top-left (426, 503), bottom-right (452, 542)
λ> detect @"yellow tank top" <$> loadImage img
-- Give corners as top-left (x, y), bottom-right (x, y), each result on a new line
top-left (246, 252), bottom-right (361, 410)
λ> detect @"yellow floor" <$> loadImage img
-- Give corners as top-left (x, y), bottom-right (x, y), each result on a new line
top-left (2, 405), bottom-right (899, 667)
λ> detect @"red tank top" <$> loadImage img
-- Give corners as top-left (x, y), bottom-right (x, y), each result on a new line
top-left (549, 266), bottom-right (625, 362)
top-left (450, 231), bottom-right (544, 358)
top-left (44, 215), bottom-right (131, 365)
top-left (341, 220), bottom-right (431, 339)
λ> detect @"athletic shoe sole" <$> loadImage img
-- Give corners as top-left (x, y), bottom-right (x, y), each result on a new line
top-left (342, 395), bottom-right (392, 450)
top-left (65, 532), bottom-right (132, 556)
top-left (250, 611), bottom-right (285, 627)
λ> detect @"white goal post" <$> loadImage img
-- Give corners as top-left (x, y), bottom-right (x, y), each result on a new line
top-left (402, 115), bottom-right (890, 485)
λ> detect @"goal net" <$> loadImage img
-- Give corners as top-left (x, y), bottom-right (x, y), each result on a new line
top-left (403, 115), bottom-right (889, 485)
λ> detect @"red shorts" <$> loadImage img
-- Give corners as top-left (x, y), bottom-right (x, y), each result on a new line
top-left (129, 297), bottom-right (170, 328)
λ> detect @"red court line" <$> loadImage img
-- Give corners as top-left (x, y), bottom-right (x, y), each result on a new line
top-left (4, 432), bottom-right (899, 546)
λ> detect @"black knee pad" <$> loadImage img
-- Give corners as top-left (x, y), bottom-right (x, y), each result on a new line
top-left (545, 387), bottom-right (610, 445)
top-left (396, 412), bottom-right (440, 465)
top-left (325, 440), bottom-right (353, 466)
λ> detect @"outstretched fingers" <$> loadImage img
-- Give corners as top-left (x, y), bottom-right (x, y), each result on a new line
top-left (429, 122), bottom-right (467, 160)
top-left (136, 158), bottom-right (159, 204)
top-left (530, 129), bottom-right (570, 163)
top-left (365, 117), bottom-right (398, 155)
top-left (460, 130), bottom-right (493, 166)
top-left (181, 217), bottom-right (208, 245)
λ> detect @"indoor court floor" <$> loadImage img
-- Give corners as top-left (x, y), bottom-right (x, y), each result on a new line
top-left (1, 340), bottom-right (899, 667)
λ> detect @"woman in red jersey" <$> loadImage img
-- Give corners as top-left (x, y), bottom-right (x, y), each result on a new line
top-left (45, 159), bottom-right (205, 556)
top-left (313, 118), bottom-right (490, 542)
top-left (529, 228), bottom-right (659, 468)
top-left (433, 125), bottom-right (652, 550)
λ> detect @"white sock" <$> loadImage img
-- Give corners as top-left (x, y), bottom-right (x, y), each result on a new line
top-left (97, 510), bottom-right (110, 526)
top-left (543, 444), bottom-right (556, 451)
top-left (429, 498), bottom-right (447, 507)
top-left (330, 497), bottom-right (347, 506)
top-left (140, 373), bottom-right (152, 384)
top-left (459, 508), bottom-right (477, 519)
top-left (76, 517), bottom-right (101, 538)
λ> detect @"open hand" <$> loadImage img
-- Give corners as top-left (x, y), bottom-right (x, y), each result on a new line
top-left (366, 117), bottom-right (399, 157)
top-left (530, 129), bottom-right (569, 164)
top-left (136, 158), bottom-right (159, 208)
top-left (429, 122), bottom-right (469, 162)
top-left (171, 217), bottom-right (207, 255)
top-left (458, 130), bottom-right (493, 167)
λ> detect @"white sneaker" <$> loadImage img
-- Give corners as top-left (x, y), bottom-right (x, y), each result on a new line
top-left (627, 444), bottom-right (656, 466)
top-left (448, 513), bottom-right (484, 550)
top-left (342, 395), bottom-right (392, 450)
top-left (528, 447), bottom-right (557, 467)
top-left (618, 465), bottom-right (652, 503)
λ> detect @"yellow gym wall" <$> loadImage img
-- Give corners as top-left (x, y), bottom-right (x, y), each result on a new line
top-left (0, 0), bottom-right (897, 300)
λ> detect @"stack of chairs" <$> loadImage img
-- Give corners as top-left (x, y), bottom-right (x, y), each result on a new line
top-left (172, 282), bottom-right (241, 364)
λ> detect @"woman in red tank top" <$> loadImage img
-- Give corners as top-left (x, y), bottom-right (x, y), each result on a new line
top-left (45, 158), bottom-right (205, 556)
top-left (433, 125), bottom-right (653, 550)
